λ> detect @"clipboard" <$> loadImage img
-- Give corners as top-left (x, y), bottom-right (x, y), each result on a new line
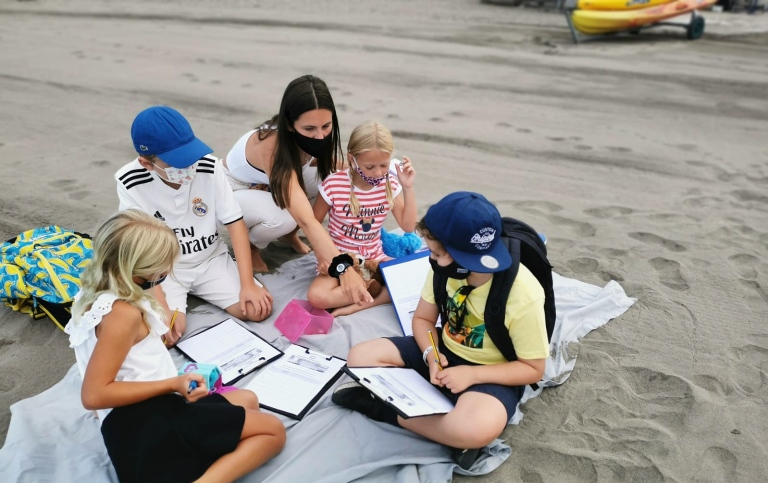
top-left (244, 344), bottom-right (346, 420)
top-left (175, 318), bottom-right (283, 385)
top-left (343, 366), bottom-right (455, 419)
top-left (379, 250), bottom-right (431, 336)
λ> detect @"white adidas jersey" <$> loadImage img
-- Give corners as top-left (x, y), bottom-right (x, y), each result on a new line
top-left (115, 155), bottom-right (243, 268)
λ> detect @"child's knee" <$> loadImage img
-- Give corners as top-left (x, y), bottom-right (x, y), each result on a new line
top-left (307, 284), bottom-right (330, 309)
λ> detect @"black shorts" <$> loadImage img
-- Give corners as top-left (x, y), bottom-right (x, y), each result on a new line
top-left (101, 393), bottom-right (245, 483)
top-left (386, 336), bottom-right (524, 422)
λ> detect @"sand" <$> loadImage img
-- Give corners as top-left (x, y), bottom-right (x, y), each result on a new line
top-left (1, 0), bottom-right (767, 481)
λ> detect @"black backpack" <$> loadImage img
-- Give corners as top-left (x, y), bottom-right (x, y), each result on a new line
top-left (433, 217), bottom-right (556, 363)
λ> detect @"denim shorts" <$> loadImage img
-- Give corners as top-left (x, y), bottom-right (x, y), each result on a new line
top-left (386, 335), bottom-right (524, 422)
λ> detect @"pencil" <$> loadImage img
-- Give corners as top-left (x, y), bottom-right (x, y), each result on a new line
top-left (169, 309), bottom-right (179, 332)
top-left (427, 329), bottom-right (443, 371)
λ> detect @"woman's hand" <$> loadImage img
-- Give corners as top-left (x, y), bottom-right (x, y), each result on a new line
top-left (176, 373), bottom-right (208, 402)
top-left (338, 268), bottom-right (374, 305)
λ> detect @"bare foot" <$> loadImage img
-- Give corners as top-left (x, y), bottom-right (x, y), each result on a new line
top-left (251, 246), bottom-right (269, 273)
top-left (279, 232), bottom-right (312, 255)
top-left (330, 303), bottom-right (365, 317)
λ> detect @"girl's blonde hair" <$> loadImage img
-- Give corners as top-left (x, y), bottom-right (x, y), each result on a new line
top-left (72, 209), bottom-right (179, 323)
top-left (347, 121), bottom-right (395, 216)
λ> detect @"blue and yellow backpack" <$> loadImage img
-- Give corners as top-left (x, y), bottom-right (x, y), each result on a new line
top-left (0, 226), bottom-right (93, 330)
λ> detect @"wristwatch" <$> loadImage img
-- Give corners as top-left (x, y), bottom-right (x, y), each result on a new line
top-left (335, 262), bottom-right (351, 277)
top-left (329, 254), bottom-right (354, 279)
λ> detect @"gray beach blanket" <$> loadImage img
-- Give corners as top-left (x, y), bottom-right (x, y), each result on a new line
top-left (0, 254), bottom-right (635, 482)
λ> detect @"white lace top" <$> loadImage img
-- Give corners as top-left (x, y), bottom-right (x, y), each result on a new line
top-left (65, 292), bottom-right (177, 420)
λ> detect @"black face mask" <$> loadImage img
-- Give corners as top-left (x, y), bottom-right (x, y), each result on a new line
top-left (291, 130), bottom-right (333, 158)
top-left (136, 274), bottom-right (166, 291)
top-left (429, 258), bottom-right (471, 280)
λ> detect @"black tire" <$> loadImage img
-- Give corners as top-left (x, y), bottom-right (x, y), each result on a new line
top-left (629, 29), bottom-right (641, 35)
top-left (686, 15), bottom-right (705, 40)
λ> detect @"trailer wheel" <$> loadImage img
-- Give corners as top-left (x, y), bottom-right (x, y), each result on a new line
top-left (686, 15), bottom-right (705, 40)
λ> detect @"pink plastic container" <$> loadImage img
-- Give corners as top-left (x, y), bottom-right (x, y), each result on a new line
top-left (274, 299), bottom-right (334, 342)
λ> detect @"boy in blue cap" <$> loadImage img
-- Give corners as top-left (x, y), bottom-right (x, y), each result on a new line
top-left (115, 106), bottom-right (273, 345)
top-left (333, 191), bottom-right (549, 469)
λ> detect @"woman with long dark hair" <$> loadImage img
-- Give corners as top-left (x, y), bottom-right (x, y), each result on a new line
top-left (223, 75), bottom-right (372, 305)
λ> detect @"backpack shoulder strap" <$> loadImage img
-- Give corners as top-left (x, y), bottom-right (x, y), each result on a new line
top-left (484, 235), bottom-right (521, 362)
top-left (432, 267), bottom-right (449, 326)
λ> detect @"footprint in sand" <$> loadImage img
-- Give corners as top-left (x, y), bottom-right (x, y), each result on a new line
top-left (546, 215), bottom-right (596, 237)
top-left (386, 113), bottom-right (400, 119)
top-left (449, 111), bottom-right (464, 117)
top-left (675, 143), bottom-right (698, 152)
top-left (48, 179), bottom-right (77, 190)
top-left (737, 279), bottom-right (768, 313)
top-left (727, 344), bottom-right (768, 395)
top-left (516, 128), bottom-right (532, 134)
top-left (429, 117), bottom-right (444, 122)
top-left (574, 145), bottom-right (593, 151)
top-left (90, 160), bottom-right (111, 168)
top-left (513, 200), bottom-right (563, 213)
top-left (694, 447), bottom-right (737, 482)
top-left (496, 122), bottom-right (511, 128)
top-left (629, 232), bottom-right (686, 252)
top-left (649, 257), bottom-right (689, 291)
top-left (567, 257), bottom-right (598, 275)
top-left (547, 137), bottom-right (566, 142)
top-left (606, 146), bottom-right (632, 153)
top-left (584, 206), bottom-right (633, 218)
top-left (728, 253), bottom-right (760, 280)
top-left (731, 189), bottom-right (768, 206)
top-left (69, 191), bottom-right (90, 201)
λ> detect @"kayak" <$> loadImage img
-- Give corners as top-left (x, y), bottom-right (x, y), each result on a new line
top-left (577, 0), bottom-right (676, 11)
top-left (571, 0), bottom-right (716, 35)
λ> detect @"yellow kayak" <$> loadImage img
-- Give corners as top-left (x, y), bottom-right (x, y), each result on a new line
top-left (577, 0), bottom-right (675, 10)
top-left (572, 0), bottom-right (715, 35)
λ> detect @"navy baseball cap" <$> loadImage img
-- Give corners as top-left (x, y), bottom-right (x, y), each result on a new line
top-left (423, 192), bottom-right (511, 273)
top-left (130, 106), bottom-right (213, 168)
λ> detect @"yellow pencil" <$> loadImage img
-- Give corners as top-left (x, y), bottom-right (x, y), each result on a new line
top-left (169, 309), bottom-right (179, 332)
top-left (427, 329), bottom-right (443, 371)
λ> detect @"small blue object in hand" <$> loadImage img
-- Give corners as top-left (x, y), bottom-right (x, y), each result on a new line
top-left (187, 380), bottom-right (198, 394)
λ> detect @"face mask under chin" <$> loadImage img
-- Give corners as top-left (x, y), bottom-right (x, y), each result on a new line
top-left (429, 257), bottom-right (471, 280)
top-left (352, 157), bottom-right (387, 186)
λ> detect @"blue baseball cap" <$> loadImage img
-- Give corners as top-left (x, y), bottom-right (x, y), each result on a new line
top-left (423, 192), bottom-right (511, 273)
top-left (130, 106), bottom-right (213, 168)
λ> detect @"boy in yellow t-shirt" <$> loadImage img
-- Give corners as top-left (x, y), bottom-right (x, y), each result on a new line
top-left (333, 192), bottom-right (550, 470)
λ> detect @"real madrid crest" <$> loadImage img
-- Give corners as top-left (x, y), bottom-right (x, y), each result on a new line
top-left (192, 197), bottom-right (208, 217)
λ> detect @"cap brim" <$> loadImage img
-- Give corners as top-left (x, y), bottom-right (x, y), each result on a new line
top-left (157, 137), bottom-right (213, 168)
top-left (445, 240), bottom-right (512, 274)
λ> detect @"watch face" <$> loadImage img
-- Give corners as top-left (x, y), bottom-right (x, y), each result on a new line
top-left (336, 263), bottom-right (346, 273)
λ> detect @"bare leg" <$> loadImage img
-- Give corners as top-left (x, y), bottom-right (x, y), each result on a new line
top-left (278, 227), bottom-right (312, 254)
top-left (307, 275), bottom-right (391, 316)
top-left (250, 245), bottom-right (269, 273)
top-left (194, 407), bottom-right (286, 483)
top-left (330, 286), bottom-right (391, 317)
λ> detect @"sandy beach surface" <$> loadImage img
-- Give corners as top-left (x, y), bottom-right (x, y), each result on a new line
top-left (1, 0), bottom-right (767, 481)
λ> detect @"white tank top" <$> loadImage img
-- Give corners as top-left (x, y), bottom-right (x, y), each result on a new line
top-left (225, 130), bottom-right (270, 185)
top-left (66, 293), bottom-right (177, 421)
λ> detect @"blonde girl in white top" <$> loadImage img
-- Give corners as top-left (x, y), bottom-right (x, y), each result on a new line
top-left (66, 209), bottom-right (285, 483)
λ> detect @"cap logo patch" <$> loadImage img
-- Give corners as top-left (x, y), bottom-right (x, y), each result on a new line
top-left (470, 228), bottom-right (495, 251)
top-left (140, 145), bottom-right (149, 152)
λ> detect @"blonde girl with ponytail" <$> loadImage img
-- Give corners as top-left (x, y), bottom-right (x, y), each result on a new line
top-left (308, 121), bottom-right (417, 317)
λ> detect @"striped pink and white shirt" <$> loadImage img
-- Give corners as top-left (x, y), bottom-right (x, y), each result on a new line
top-left (319, 170), bottom-right (402, 261)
